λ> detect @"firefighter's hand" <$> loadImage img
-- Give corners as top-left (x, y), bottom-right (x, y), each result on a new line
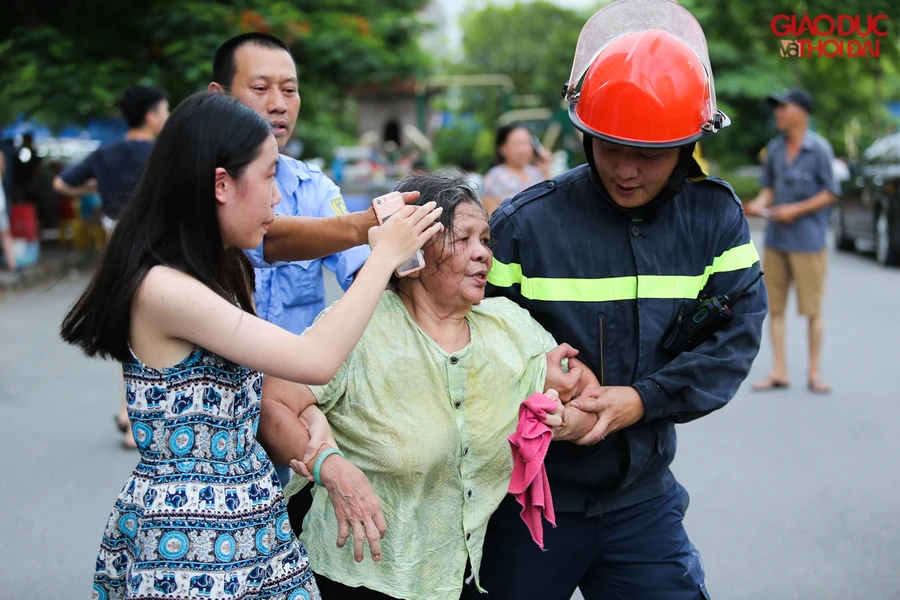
top-left (569, 386), bottom-right (646, 445)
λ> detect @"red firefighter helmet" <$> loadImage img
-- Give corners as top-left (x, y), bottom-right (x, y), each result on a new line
top-left (564, 0), bottom-right (729, 148)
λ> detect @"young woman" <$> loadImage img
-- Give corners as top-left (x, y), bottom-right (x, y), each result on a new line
top-left (61, 91), bottom-right (442, 600)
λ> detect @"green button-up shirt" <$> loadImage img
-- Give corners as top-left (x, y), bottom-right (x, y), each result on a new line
top-left (284, 290), bottom-right (556, 599)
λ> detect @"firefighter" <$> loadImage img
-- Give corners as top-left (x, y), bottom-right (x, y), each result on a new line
top-left (474, 0), bottom-right (767, 597)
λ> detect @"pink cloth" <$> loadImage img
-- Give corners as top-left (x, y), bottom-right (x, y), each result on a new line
top-left (507, 392), bottom-right (558, 549)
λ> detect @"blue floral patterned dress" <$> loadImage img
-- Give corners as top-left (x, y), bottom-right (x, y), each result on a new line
top-left (92, 346), bottom-right (320, 600)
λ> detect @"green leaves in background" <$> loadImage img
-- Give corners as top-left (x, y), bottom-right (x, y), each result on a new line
top-left (0, 0), bottom-right (433, 160)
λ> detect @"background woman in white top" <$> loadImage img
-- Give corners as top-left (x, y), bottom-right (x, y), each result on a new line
top-left (481, 123), bottom-right (552, 216)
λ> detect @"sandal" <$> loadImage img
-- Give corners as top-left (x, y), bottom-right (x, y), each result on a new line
top-left (808, 378), bottom-right (831, 394)
top-left (752, 376), bottom-right (790, 392)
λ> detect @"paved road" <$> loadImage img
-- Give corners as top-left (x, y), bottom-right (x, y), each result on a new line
top-left (2, 232), bottom-right (900, 599)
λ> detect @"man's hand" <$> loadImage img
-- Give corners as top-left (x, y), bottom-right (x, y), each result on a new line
top-left (744, 198), bottom-right (768, 217)
top-left (569, 386), bottom-right (646, 445)
top-left (52, 175), bottom-right (98, 197)
top-left (545, 344), bottom-right (584, 402)
top-left (769, 203), bottom-right (804, 224)
top-left (290, 451), bottom-right (387, 563)
top-left (355, 191), bottom-right (421, 244)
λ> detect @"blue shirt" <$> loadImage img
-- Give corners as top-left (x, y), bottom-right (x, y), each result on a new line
top-left (760, 130), bottom-right (841, 253)
top-left (245, 155), bottom-right (371, 334)
top-left (60, 139), bottom-right (154, 219)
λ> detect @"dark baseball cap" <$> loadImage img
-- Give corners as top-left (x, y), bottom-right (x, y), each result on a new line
top-left (767, 87), bottom-right (814, 114)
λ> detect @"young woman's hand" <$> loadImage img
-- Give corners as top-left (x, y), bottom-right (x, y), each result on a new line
top-left (367, 201), bottom-right (443, 270)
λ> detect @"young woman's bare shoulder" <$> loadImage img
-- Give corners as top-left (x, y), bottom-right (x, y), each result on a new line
top-left (135, 266), bottom-right (202, 312)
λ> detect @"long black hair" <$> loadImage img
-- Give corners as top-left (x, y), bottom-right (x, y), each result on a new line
top-left (61, 92), bottom-right (272, 362)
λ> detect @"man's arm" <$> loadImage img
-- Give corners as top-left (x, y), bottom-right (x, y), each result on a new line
top-left (261, 213), bottom-right (372, 263)
top-left (573, 206), bottom-right (766, 443)
top-left (745, 141), bottom-right (776, 215)
top-left (771, 189), bottom-right (836, 221)
top-left (53, 175), bottom-right (98, 197)
top-left (53, 153), bottom-right (99, 197)
top-left (633, 206), bottom-right (767, 424)
top-left (771, 143), bottom-right (840, 222)
top-left (261, 191), bottom-right (420, 264)
top-left (745, 187), bottom-right (774, 215)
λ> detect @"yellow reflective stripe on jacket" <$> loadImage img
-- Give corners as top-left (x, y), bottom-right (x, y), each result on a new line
top-left (487, 241), bottom-right (760, 302)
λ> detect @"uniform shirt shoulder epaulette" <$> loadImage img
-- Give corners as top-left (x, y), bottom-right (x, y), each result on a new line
top-left (689, 175), bottom-right (743, 210)
top-left (499, 164), bottom-right (591, 220)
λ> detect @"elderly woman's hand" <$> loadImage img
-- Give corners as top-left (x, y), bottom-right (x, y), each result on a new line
top-left (539, 389), bottom-right (565, 428)
top-left (546, 344), bottom-right (601, 402)
top-left (291, 448), bottom-right (388, 563)
top-left (544, 393), bottom-right (601, 443)
top-left (545, 344), bottom-right (583, 402)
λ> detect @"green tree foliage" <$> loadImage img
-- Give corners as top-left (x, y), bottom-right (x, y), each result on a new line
top-left (0, 0), bottom-right (433, 159)
top-left (683, 0), bottom-right (899, 166)
top-left (435, 1), bottom-right (594, 170)
top-left (455, 1), bottom-right (591, 123)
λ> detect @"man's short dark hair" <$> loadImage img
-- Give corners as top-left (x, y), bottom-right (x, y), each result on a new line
top-left (119, 85), bottom-right (167, 129)
top-left (212, 32), bottom-right (294, 89)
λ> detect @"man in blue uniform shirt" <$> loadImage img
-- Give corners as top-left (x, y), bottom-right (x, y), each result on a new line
top-left (474, 1), bottom-right (767, 598)
top-left (209, 33), bottom-right (370, 485)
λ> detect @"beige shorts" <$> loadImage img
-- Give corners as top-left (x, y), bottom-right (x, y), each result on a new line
top-left (763, 247), bottom-right (827, 317)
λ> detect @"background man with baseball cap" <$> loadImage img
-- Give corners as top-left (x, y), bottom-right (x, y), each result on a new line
top-left (746, 87), bottom-right (841, 394)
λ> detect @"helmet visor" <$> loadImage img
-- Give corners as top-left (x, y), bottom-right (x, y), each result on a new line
top-left (566, 0), bottom-right (720, 123)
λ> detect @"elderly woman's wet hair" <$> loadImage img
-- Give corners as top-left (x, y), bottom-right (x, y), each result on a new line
top-left (389, 171), bottom-right (487, 287)
top-left (393, 171), bottom-right (485, 248)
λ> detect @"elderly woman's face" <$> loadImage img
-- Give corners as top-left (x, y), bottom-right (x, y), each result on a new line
top-left (418, 202), bottom-right (493, 307)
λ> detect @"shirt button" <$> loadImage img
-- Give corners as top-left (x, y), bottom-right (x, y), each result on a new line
top-left (631, 225), bottom-right (640, 237)
top-left (546, 181), bottom-right (556, 190)
top-left (466, 533), bottom-right (472, 540)
top-left (464, 447), bottom-right (469, 455)
top-left (450, 356), bottom-right (459, 365)
top-left (467, 490), bottom-right (473, 497)
top-left (455, 401), bottom-right (461, 409)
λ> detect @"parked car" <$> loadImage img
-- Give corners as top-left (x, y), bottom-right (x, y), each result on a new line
top-left (833, 132), bottom-right (900, 266)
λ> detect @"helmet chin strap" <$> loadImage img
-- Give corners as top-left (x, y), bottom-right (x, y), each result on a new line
top-left (584, 136), bottom-right (696, 221)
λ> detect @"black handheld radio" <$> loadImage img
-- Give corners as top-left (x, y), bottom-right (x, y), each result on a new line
top-left (662, 271), bottom-right (764, 358)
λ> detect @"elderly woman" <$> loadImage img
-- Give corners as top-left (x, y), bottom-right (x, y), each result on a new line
top-left (258, 172), bottom-right (600, 600)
